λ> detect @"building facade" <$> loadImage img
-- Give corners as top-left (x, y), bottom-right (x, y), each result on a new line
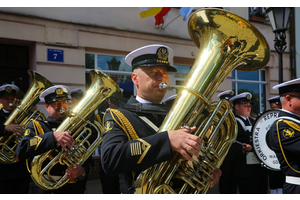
top-left (0, 7), bottom-right (293, 113)
top-left (0, 7), bottom-right (294, 179)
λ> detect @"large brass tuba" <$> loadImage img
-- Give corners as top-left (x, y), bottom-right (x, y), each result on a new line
top-left (30, 69), bottom-right (123, 190)
top-left (0, 70), bottom-right (53, 164)
top-left (134, 8), bottom-right (270, 194)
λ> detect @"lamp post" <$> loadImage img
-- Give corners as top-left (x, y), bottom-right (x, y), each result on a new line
top-left (265, 7), bottom-right (292, 83)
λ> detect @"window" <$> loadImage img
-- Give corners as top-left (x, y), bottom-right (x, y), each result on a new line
top-left (232, 69), bottom-right (267, 116)
top-left (173, 64), bottom-right (191, 93)
top-left (249, 7), bottom-right (267, 23)
top-left (85, 53), bottom-right (133, 102)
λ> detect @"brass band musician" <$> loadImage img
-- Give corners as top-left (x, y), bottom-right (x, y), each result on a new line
top-left (268, 78), bottom-right (300, 193)
top-left (70, 88), bottom-right (85, 107)
top-left (16, 85), bottom-right (94, 194)
top-left (100, 44), bottom-right (221, 194)
top-left (0, 84), bottom-right (30, 193)
top-left (229, 92), bottom-right (268, 193)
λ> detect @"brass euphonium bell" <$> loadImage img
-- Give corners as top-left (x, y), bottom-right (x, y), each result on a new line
top-left (0, 70), bottom-right (53, 164)
top-left (30, 69), bottom-right (123, 190)
top-left (134, 8), bottom-right (270, 194)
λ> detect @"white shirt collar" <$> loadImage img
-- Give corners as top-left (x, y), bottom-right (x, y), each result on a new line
top-left (236, 114), bottom-right (248, 121)
top-left (136, 95), bottom-right (152, 103)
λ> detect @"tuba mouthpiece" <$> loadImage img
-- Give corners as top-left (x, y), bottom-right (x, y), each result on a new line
top-left (59, 109), bottom-right (66, 115)
top-left (159, 82), bottom-right (169, 91)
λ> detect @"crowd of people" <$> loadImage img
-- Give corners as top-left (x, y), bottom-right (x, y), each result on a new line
top-left (1, 43), bottom-right (300, 194)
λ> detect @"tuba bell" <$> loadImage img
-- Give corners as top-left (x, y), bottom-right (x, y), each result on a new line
top-left (30, 69), bottom-right (123, 190)
top-left (0, 70), bottom-right (53, 164)
top-left (134, 8), bottom-right (270, 194)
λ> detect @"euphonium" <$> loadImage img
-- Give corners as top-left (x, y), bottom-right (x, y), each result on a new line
top-left (30, 69), bottom-right (123, 190)
top-left (0, 70), bottom-right (53, 164)
top-left (134, 8), bottom-right (270, 194)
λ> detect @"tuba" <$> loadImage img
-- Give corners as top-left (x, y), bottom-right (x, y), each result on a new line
top-left (134, 8), bottom-right (270, 194)
top-left (30, 69), bottom-right (123, 190)
top-left (0, 70), bottom-right (53, 164)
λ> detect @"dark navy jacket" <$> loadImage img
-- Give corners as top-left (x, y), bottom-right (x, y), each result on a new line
top-left (269, 109), bottom-right (300, 193)
top-left (100, 96), bottom-right (173, 193)
top-left (0, 108), bottom-right (30, 181)
top-left (230, 114), bottom-right (268, 178)
top-left (15, 116), bottom-right (94, 192)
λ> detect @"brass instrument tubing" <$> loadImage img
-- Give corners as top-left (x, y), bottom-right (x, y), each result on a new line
top-left (159, 83), bottom-right (210, 106)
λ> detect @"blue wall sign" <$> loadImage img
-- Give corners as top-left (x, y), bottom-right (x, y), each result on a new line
top-left (47, 48), bottom-right (64, 63)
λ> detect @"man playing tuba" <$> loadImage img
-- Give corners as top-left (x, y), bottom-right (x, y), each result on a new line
top-left (0, 84), bottom-right (30, 194)
top-left (100, 44), bottom-right (221, 194)
top-left (16, 85), bottom-right (94, 194)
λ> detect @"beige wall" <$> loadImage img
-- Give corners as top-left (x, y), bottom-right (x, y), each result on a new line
top-left (0, 7), bottom-right (291, 114)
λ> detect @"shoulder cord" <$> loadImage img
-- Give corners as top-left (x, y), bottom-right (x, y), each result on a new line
top-left (277, 119), bottom-right (300, 173)
top-left (25, 119), bottom-right (45, 173)
top-left (104, 109), bottom-right (139, 140)
top-left (103, 109), bottom-right (139, 180)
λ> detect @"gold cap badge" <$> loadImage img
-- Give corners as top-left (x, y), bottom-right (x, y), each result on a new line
top-left (246, 94), bottom-right (251, 100)
top-left (55, 88), bottom-right (64, 97)
top-left (157, 47), bottom-right (168, 61)
top-left (5, 86), bottom-right (12, 93)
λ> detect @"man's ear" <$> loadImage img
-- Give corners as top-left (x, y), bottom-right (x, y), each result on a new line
top-left (286, 95), bottom-right (293, 102)
top-left (132, 72), bottom-right (138, 85)
top-left (234, 104), bottom-right (238, 110)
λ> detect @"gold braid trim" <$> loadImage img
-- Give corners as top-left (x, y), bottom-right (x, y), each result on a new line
top-left (32, 119), bottom-right (45, 136)
top-left (26, 119), bottom-right (45, 174)
top-left (277, 119), bottom-right (300, 173)
top-left (104, 109), bottom-right (139, 180)
top-left (105, 109), bottom-right (139, 140)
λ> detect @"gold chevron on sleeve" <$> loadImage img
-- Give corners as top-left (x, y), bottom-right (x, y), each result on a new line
top-left (137, 139), bottom-right (151, 164)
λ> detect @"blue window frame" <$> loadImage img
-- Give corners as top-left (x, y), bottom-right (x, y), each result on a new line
top-left (232, 69), bottom-right (267, 115)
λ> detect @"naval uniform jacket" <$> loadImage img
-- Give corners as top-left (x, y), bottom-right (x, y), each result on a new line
top-left (269, 109), bottom-right (300, 193)
top-left (230, 114), bottom-right (267, 178)
top-left (100, 96), bottom-right (173, 193)
top-left (15, 116), bottom-right (94, 192)
top-left (0, 108), bottom-right (30, 181)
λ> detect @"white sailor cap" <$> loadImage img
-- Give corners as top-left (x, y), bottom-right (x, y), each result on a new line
top-left (125, 44), bottom-right (177, 72)
top-left (273, 78), bottom-right (300, 95)
top-left (71, 88), bottom-right (85, 98)
top-left (39, 85), bottom-right (71, 104)
top-left (267, 95), bottom-right (281, 105)
top-left (229, 92), bottom-right (254, 105)
top-left (0, 84), bottom-right (19, 97)
top-left (217, 90), bottom-right (234, 100)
